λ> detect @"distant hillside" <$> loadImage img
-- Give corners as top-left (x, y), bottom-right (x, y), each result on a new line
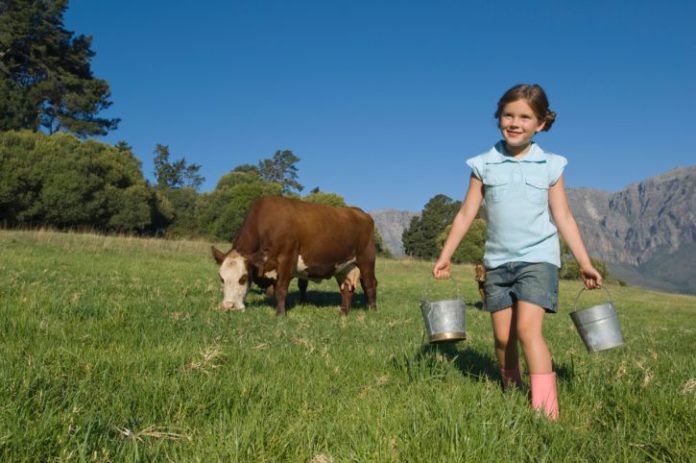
top-left (567, 166), bottom-right (696, 294)
top-left (372, 166), bottom-right (696, 295)
top-left (369, 209), bottom-right (418, 257)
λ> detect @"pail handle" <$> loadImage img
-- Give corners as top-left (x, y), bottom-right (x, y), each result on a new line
top-left (422, 275), bottom-right (461, 303)
top-left (573, 286), bottom-right (613, 312)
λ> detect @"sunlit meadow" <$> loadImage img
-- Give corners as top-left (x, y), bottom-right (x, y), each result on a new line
top-left (1, 229), bottom-right (694, 461)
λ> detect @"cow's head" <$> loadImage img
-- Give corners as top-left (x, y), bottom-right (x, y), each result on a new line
top-left (212, 246), bottom-right (250, 311)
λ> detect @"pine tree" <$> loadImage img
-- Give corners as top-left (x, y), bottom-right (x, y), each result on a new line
top-left (0, 0), bottom-right (119, 136)
top-left (153, 144), bottom-right (204, 190)
top-left (257, 150), bottom-right (303, 195)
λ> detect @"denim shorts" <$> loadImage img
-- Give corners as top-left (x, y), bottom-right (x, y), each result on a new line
top-left (483, 262), bottom-right (559, 313)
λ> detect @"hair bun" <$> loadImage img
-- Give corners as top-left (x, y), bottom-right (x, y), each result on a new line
top-left (543, 110), bottom-right (556, 131)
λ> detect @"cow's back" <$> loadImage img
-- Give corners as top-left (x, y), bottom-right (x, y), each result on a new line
top-left (233, 196), bottom-right (374, 268)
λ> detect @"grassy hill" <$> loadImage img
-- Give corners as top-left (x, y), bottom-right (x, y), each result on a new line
top-left (1, 229), bottom-right (695, 461)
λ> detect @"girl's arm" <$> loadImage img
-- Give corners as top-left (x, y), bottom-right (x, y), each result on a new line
top-left (548, 174), bottom-right (603, 289)
top-left (432, 174), bottom-right (484, 279)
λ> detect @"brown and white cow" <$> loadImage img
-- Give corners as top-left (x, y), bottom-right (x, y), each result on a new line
top-left (211, 196), bottom-right (378, 315)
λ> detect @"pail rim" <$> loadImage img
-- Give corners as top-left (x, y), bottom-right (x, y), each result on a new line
top-left (420, 298), bottom-right (465, 304)
top-left (570, 304), bottom-right (618, 324)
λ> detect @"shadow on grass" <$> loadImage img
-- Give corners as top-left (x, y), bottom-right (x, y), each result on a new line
top-left (245, 286), bottom-right (372, 312)
top-left (552, 360), bottom-right (573, 382)
top-left (413, 342), bottom-right (575, 384)
top-left (414, 342), bottom-right (500, 383)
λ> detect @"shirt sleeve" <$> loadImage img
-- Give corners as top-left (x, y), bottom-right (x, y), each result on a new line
top-left (466, 155), bottom-right (484, 180)
top-left (547, 154), bottom-right (568, 185)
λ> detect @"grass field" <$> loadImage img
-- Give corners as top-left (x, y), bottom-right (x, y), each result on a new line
top-left (1, 229), bottom-right (695, 462)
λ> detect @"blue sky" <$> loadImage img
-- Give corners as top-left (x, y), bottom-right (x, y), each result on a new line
top-left (66, 0), bottom-right (695, 212)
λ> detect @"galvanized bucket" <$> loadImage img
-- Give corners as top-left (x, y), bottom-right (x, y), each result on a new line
top-left (570, 287), bottom-right (624, 353)
top-left (420, 278), bottom-right (466, 343)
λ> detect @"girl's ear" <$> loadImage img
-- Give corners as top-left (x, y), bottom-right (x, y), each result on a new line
top-left (535, 120), bottom-right (546, 133)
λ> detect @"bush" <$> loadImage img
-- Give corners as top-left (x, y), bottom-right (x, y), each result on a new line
top-left (560, 257), bottom-right (609, 280)
top-left (438, 218), bottom-right (486, 264)
top-left (0, 131), bottom-right (169, 233)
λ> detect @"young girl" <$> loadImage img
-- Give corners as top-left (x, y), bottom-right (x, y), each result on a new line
top-left (432, 84), bottom-right (602, 421)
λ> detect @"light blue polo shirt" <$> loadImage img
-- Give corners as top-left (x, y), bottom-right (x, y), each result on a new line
top-left (466, 141), bottom-right (567, 269)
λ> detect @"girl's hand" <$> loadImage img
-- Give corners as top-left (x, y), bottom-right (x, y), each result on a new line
top-left (432, 259), bottom-right (451, 279)
top-left (580, 265), bottom-right (603, 289)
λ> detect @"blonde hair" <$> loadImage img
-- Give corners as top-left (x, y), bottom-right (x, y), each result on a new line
top-left (495, 84), bottom-right (556, 132)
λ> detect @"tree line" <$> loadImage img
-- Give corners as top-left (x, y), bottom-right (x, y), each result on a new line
top-left (0, 130), bottom-right (392, 253)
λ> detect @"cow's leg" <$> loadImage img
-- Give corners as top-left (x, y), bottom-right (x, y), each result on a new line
top-left (298, 278), bottom-right (308, 303)
top-left (337, 267), bottom-right (360, 315)
top-left (337, 278), bottom-right (355, 316)
top-left (273, 256), bottom-right (295, 316)
top-left (357, 259), bottom-right (377, 310)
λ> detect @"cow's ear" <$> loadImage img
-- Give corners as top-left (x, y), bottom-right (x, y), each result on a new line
top-left (211, 246), bottom-right (226, 264)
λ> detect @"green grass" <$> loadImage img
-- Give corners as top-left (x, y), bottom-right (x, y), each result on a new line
top-left (1, 229), bottom-right (695, 462)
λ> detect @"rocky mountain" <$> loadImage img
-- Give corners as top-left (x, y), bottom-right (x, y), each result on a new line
top-left (566, 166), bottom-right (696, 294)
top-left (371, 166), bottom-right (696, 295)
top-left (370, 209), bottom-right (418, 257)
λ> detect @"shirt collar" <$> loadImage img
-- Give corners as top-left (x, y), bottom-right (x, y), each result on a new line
top-left (486, 140), bottom-right (546, 164)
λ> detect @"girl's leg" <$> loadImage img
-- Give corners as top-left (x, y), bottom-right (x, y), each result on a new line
top-left (490, 307), bottom-right (523, 389)
top-left (516, 300), bottom-right (558, 420)
top-left (515, 301), bottom-right (552, 373)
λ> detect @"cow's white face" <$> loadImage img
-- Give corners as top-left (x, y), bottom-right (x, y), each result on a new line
top-left (217, 250), bottom-right (249, 311)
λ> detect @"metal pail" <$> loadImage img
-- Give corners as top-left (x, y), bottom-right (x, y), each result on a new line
top-left (570, 287), bottom-right (624, 353)
top-left (420, 278), bottom-right (466, 343)
top-left (420, 299), bottom-right (466, 343)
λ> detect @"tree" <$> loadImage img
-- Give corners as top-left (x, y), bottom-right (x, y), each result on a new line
top-left (0, 0), bottom-right (119, 136)
top-left (153, 144), bottom-right (204, 190)
top-left (216, 168), bottom-right (262, 191)
top-left (402, 194), bottom-right (460, 259)
top-left (302, 191), bottom-right (347, 207)
top-left (258, 149), bottom-right (303, 195)
top-left (438, 218), bottom-right (486, 264)
top-left (0, 130), bottom-right (171, 233)
top-left (198, 179), bottom-right (282, 241)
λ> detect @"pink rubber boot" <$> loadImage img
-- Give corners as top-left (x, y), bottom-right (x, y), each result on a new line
top-left (530, 372), bottom-right (559, 420)
top-left (500, 366), bottom-right (524, 390)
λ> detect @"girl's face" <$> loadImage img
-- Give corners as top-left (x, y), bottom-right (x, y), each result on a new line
top-left (498, 99), bottom-right (546, 155)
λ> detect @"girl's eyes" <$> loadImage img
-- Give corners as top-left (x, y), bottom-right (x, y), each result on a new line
top-left (502, 114), bottom-right (533, 120)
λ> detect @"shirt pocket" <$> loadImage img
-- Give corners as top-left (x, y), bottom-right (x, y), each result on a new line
top-left (524, 176), bottom-right (549, 204)
top-left (483, 174), bottom-right (510, 203)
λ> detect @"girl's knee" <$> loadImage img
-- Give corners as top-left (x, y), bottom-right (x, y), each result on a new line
top-left (494, 332), bottom-right (515, 350)
top-left (516, 329), bottom-right (544, 347)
